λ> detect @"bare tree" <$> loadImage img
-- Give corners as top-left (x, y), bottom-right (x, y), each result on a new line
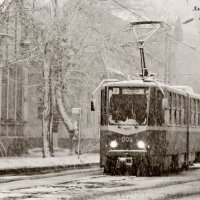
top-left (21, 0), bottom-right (174, 157)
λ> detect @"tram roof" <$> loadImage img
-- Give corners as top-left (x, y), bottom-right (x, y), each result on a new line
top-left (103, 79), bottom-right (163, 87)
top-left (103, 79), bottom-right (200, 99)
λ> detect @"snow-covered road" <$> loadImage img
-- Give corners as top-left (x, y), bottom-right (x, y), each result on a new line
top-left (0, 164), bottom-right (200, 199)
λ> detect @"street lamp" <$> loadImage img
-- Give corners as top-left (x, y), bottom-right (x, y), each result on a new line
top-left (182, 18), bottom-right (194, 24)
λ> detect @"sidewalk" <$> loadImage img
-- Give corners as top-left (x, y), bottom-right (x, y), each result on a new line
top-left (0, 148), bottom-right (100, 175)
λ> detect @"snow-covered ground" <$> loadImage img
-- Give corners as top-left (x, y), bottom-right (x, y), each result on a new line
top-left (0, 164), bottom-right (200, 200)
top-left (0, 148), bottom-right (99, 170)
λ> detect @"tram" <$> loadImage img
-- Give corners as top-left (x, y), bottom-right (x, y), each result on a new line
top-left (91, 21), bottom-right (200, 176)
top-left (97, 79), bottom-right (200, 175)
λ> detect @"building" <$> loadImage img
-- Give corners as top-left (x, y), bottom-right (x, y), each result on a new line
top-left (0, 0), bottom-right (28, 156)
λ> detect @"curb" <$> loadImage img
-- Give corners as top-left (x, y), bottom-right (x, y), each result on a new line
top-left (0, 163), bottom-right (99, 175)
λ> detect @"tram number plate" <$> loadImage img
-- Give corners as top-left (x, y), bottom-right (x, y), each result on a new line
top-left (122, 137), bottom-right (133, 143)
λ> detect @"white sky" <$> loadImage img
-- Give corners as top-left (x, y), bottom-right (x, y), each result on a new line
top-left (110, 0), bottom-right (200, 36)
top-left (0, 0), bottom-right (199, 35)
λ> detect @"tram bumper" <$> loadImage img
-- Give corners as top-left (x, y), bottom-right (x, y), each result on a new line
top-left (105, 149), bottom-right (148, 175)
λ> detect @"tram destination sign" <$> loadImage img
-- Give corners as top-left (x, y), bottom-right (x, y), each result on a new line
top-left (122, 88), bottom-right (145, 95)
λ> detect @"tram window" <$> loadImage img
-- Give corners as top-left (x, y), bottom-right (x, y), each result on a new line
top-left (198, 100), bottom-right (199, 126)
top-left (100, 90), bottom-right (105, 125)
top-left (194, 99), bottom-right (197, 126)
top-left (148, 87), bottom-right (156, 126)
top-left (179, 108), bottom-right (181, 125)
top-left (109, 87), bottom-right (148, 126)
top-left (193, 99), bottom-right (196, 126)
top-left (190, 99), bottom-right (192, 126)
top-left (177, 96), bottom-right (179, 125)
top-left (195, 99), bottom-right (197, 126)
top-left (172, 93), bottom-right (176, 126)
top-left (181, 96), bottom-right (185, 126)
top-left (173, 93), bottom-right (176, 107)
top-left (101, 89), bottom-right (108, 125)
top-left (157, 90), bottom-right (164, 126)
top-left (191, 99), bottom-right (194, 126)
top-left (194, 99), bottom-right (196, 126)
top-left (197, 100), bottom-right (198, 125)
top-left (183, 96), bottom-right (186, 125)
top-left (165, 91), bottom-right (170, 125)
top-left (195, 99), bottom-right (198, 126)
top-left (190, 98), bottom-right (196, 126)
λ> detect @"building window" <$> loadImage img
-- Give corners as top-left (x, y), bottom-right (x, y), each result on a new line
top-left (177, 94), bottom-right (181, 126)
top-left (37, 97), bottom-right (43, 119)
top-left (169, 92), bottom-right (172, 125)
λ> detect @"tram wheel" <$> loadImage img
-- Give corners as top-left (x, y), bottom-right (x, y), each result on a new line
top-left (104, 158), bottom-right (118, 175)
top-left (151, 165), bottom-right (164, 176)
top-left (104, 159), bottom-right (112, 174)
top-left (137, 161), bottom-right (148, 176)
top-left (104, 166), bottom-right (109, 174)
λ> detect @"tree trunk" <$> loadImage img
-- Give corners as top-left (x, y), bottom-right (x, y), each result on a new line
top-left (56, 87), bottom-right (74, 132)
top-left (49, 70), bottom-right (55, 156)
top-left (56, 87), bottom-right (77, 155)
top-left (42, 44), bottom-right (51, 158)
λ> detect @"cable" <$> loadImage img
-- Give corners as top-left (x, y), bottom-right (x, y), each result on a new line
top-left (111, 0), bottom-right (147, 21)
top-left (111, 0), bottom-right (200, 55)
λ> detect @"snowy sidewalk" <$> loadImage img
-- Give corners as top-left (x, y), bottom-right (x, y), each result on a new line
top-left (0, 149), bottom-right (99, 175)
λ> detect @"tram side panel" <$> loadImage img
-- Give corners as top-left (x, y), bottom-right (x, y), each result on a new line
top-left (165, 128), bottom-right (187, 154)
top-left (165, 128), bottom-right (200, 164)
top-left (189, 129), bottom-right (200, 162)
top-left (164, 94), bottom-right (200, 165)
top-left (161, 91), bottom-right (188, 168)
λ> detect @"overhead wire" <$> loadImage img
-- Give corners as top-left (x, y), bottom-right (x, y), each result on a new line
top-left (111, 0), bottom-right (148, 21)
top-left (111, 0), bottom-right (200, 54)
top-left (109, 0), bottom-right (200, 79)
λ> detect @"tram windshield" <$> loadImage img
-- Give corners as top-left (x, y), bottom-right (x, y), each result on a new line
top-left (109, 87), bottom-right (149, 126)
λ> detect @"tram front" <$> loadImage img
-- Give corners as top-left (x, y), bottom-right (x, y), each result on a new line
top-left (100, 82), bottom-right (151, 175)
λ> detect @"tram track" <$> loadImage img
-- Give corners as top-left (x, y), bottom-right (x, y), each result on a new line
top-left (1, 166), bottom-right (200, 199)
top-left (63, 168), bottom-right (200, 200)
top-left (0, 167), bottom-right (103, 191)
top-left (71, 177), bottom-right (200, 200)
top-left (154, 191), bottom-right (200, 200)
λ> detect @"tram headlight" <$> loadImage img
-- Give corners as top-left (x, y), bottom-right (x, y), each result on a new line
top-left (137, 140), bottom-right (145, 149)
top-left (110, 140), bottom-right (118, 148)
